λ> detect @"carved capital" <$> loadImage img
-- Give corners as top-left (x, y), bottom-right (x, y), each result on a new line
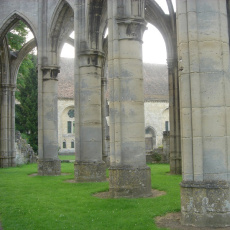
top-left (101, 77), bottom-right (107, 86)
top-left (78, 49), bottom-right (105, 68)
top-left (116, 17), bottom-right (147, 42)
top-left (41, 66), bottom-right (60, 81)
top-left (167, 58), bottom-right (177, 74)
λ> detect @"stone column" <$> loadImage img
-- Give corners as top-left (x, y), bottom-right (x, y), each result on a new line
top-left (9, 85), bottom-right (16, 167)
top-left (177, 0), bottom-right (230, 227)
top-left (0, 86), bottom-right (9, 167)
top-left (101, 77), bottom-right (110, 166)
top-left (167, 58), bottom-right (181, 174)
top-left (162, 131), bottom-right (170, 163)
top-left (74, 51), bottom-right (106, 182)
top-left (107, 0), bottom-right (151, 198)
top-left (37, 67), bottom-right (61, 175)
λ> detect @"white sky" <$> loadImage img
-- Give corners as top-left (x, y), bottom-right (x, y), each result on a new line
top-left (61, 0), bottom-right (176, 64)
top-left (61, 24), bottom-right (167, 64)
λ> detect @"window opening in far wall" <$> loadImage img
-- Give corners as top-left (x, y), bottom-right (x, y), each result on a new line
top-left (67, 121), bottom-right (72, 133)
top-left (63, 140), bottom-right (66, 148)
top-left (71, 140), bottom-right (74, 148)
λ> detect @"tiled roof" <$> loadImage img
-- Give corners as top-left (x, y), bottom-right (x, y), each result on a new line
top-left (58, 58), bottom-right (169, 101)
top-left (58, 58), bottom-right (74, 99)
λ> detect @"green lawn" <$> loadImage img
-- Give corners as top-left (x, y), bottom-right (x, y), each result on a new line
top-left (0, 163), bottom-right (181, 230)
top-left (58, 155), bottom-right (75, 160)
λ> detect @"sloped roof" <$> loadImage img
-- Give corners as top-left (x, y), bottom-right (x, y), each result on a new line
top-left (58, 58), bottom-right (169, 101)
top-left (143, 63), bottom-right (169, 101)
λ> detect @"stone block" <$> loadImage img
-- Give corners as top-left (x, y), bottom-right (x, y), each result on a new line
top-left (181, 181), bottom-right (230, 227)
top-left (120, 78), bottom-right (144, 102)
top-left (180, 108), bottom-right (192, 138)
top-left (120, 101), bottom-right (144, 123)
top-left (109, 166), bottom-right (151, 198)
top-left (78, 141), bottom-right (102, 162)
top-left (202, 107), bottom-right (225, 137)
top-left (119, 59), bottom-right (143, 79)
top-left (38, 159), bottom-right (61, 176)
top-left (119, 40), bottom-right (142, 60)
top-left (200, 72), bottom-right (225, 107)
top-left (74, 161), bottom-right (106, 182)
top-left (179, 74), bottom-right (191, 109)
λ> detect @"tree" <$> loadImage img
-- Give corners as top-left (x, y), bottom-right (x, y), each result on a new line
top-left (7, 20), bottom-right (38, 152)
top-left (16, 55), bottom-right (38, 152)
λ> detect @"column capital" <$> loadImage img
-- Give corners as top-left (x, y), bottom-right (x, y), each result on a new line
top-left (41, 66), bottom-right (60, 81)
top-left (101, 77), bottom-right (107, 86)
top-left (167, 58), bottom-right (177, 69)
top-left (78, 49), bottom-right (105, 68)
top-left (116, 17), bottom-right (147, 42)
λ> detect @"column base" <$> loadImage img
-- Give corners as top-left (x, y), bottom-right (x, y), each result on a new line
top-left (38, 159), bottom-right (61, 176)
top-left (0, 154), bottom-right (16, 168)
top-left (109, 166), bottom-right (152, 198)
top-left (74, 161), bottom-right (106, 182)
top-left (181, 181), bottom-right (230, 228)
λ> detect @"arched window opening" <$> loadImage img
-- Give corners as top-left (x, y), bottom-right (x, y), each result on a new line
top-left (145, 127), bottom-right (156, 151)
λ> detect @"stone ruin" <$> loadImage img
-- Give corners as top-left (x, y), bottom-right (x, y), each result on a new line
top-left (15, 131), bottom-right (37, 165)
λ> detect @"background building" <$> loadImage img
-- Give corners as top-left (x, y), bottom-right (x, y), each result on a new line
top-left (58, 58), bottom-right (169, 154)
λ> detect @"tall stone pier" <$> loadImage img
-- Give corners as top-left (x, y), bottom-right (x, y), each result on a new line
top-left (107, 0), bottom-right (152, 198)
top-left (74, 0), bottom-right (106, 182)
top-left (37, 67), bottom-right (61, 176)
top-left (177, 0), bottom-right (230, 227)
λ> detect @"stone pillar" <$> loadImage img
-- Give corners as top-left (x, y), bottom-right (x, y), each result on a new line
top-left (102, 76), bottom-right (110, 166)
top-left (74, 50), bottom-right (106, 182)
top-left (167, 58), bottom-right (181, 174)
top-left (107, 0), bottom-right (151, 198)
top-left (162, 131), bottom-right (170, 163)
top-left (0, 86), bottom-right (9, 167)
top-left (0, 84), bottom-right (16, 167)
top-left (9, 86), bottom-right (16, 167)
top-left (37, 67), bottom-right (61, 175)
top-left (177, 0), bottom-right (230, 227)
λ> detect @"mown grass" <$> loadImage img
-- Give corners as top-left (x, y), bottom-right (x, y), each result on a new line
top-left (0, 163), bottom-right (181, 230)
top-left (58, 155), bottom-right (75, 160)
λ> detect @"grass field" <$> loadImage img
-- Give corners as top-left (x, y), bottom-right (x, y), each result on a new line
top-left (0, 163), bottom-right (181, 230)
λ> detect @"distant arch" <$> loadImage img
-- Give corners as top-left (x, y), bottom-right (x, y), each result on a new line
top-left (145, 0), bottom-right (176, 60)
top-left (145, 126), bottom-right (157, 151)
top-left (0, 11), bottom-right (37, 44)
top-left (49, 0), bottom-right (74, 64)
top-left (11, 38), bottom-right (37, 85)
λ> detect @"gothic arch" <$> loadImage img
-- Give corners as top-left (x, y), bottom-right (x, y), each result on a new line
top-left (0, 11), bottom-right (37, 44)
top-left (11, 38), bottom-right (37, 85)
top-left (145, 0), bottom-right (176, 60)
top-left (49, 0), bottom-right (74, 64)
top-left (145, 126), bottom-right (157, 150)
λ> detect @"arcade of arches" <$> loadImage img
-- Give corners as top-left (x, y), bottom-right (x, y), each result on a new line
top-left (0, 0), bottom-right (230, 228)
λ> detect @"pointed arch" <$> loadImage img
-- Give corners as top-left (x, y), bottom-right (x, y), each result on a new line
top-left (49, 0), bottom-right (74, 61)
top-left (145, 0), bottom-right (176, 60)
top-left (0, 11), bottom-right (37, 44)
top-left (11, 38), bottom-right (37, 85)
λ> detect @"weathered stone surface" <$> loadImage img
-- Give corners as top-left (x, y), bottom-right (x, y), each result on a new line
top-left (74, 161), bottom-right (106, 182)
top-left (38, 159), bottom-right (61, 176)
top-left (181, 181), bottom-right (230, 228)
top-left (109, 166), bottom-right (151, 198)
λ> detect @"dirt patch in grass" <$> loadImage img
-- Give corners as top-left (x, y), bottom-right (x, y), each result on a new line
top-left (0, 221), bottom-right (3, 230)
top-left (64, 179), bottom-right (75, 183)
top-left (155, 212), bottom-right (230, 230)
top-left (28, 173), bottom-right (71, 177)
top-left (93, 189), bottom-right (166, 199)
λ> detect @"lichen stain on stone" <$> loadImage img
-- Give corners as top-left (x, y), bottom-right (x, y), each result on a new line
top-left (223, 200), bottom-right (230, 212)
